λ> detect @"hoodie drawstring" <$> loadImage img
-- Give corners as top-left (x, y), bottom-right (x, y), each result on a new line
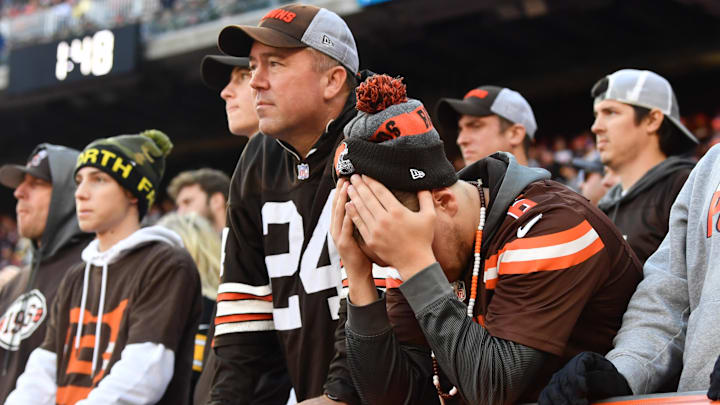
top-left (74, 261), bottom-right (91, 349)
top-left (71, 227), bottom-right (184, 378)
top-left (91, 263), bottom-right (108, 377)
top-left (74, 261), bottom-right (107, 378)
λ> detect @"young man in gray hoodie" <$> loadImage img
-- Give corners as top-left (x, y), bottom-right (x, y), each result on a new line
top-left (0, 144), bottom-right (91, 402)
top-left (539, 143), bottom-right (720, 403)
top-left (591, 69), bottom-right (697, 265)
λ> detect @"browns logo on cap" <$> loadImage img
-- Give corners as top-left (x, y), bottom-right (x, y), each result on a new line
top-left (333, 74), bottom-right (457, 191)
top-left (217, 3), bottom-right (359, 74)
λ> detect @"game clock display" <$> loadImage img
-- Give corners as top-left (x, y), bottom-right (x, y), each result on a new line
top-left (7, 24), bottom-right (139, 94)
top-left (55, 29), bottom-right (115, 81)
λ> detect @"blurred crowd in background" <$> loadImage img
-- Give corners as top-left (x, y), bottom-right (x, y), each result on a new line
top-left (533, 111), bottom-right (720, 186)
top-left (0, 215), bottom-right (28, 286)
top-left (0, 0), bottom-right (291, 63)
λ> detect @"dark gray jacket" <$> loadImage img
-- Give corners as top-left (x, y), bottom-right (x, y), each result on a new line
top-left (598, 156), bottom-right (694, 264)
top-left (0, 144), bottom-right (91, 401)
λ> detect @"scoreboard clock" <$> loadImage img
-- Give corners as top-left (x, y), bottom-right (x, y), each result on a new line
top-left (7, 24), bottom-right (139, 94)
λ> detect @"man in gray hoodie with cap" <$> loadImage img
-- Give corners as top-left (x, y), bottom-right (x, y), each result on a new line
top-left (539, 143), bottom-right (720, 404)
top-left (0, 144), bottom-right (91, 402)
top-left (591, 69), bottom-right (697, 265)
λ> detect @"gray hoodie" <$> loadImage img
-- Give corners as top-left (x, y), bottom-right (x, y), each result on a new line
top-left (607, 144), bottom-right (720, 393)
top-left (0, 144), bottom-right (91, 401)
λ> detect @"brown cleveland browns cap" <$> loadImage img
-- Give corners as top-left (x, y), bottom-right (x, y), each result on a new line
top-left (217, 3), bottom-right (359, 74)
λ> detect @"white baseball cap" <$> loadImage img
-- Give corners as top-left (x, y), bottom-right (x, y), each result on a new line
top-left (591, 69), bottom-right (698, 144)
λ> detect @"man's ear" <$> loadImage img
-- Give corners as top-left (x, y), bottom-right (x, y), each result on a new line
top-left (504, 124), bottom-right (527, 148)
top-left (124, 189), bottom-right (138, 205)
top-left (432, 187), bottom-right (458, 217)
top-left (209, 192), bottom-right (226, 212)
top-left (323, 66), bottom-right (348, 100)
top-left (643, 109), bottom-right (665, 134)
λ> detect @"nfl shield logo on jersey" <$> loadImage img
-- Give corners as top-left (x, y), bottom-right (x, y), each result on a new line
top-left (297, 163), bottom-right (310, 180)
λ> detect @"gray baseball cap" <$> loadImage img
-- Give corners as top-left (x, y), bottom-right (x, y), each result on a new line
top-left (435, 85), bottom-right (538, 140)
top-left (0, 145), bottom-right (52, 189)
top-left (201, 55), bottom-right (250, 90)
top-left (591, 69), bottom-right (698, 144)
top-left (217, 4), bottom-right (359, 74)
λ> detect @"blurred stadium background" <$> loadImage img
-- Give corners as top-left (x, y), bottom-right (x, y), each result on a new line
top-left (1, 0), bottom-right (719, 219)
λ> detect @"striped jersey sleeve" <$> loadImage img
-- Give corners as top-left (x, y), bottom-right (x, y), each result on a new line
top-left (215, 282), bottom-right (274, 335)
top-left (479, 202), bottom-right (612, 356)
top-left (339, 264), bottom-right (403, 299)
top-left (483, 218), bottom-right (604, 290)
top-left (213, 186), bottom-right (278, 344)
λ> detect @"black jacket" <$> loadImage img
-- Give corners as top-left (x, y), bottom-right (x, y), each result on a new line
top-left (598, 156), bottom-right (694, 264)
top-left (0, 144), bottom-right (91, 401)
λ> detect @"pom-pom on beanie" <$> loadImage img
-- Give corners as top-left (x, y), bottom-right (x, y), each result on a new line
top-left (335, 74), bottom-right (457, 191)
top-left (75, 129), bottom-right (173, 218)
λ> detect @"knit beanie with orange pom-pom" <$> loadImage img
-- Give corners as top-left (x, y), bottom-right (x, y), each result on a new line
top-left (334, 74), bottom-right (457, 191)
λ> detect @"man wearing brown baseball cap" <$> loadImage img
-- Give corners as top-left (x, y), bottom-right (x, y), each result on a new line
top-left (207, 4), bottom-right (373, 405)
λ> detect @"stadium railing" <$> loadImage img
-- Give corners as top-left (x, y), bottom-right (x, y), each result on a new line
top-left (524, 391), bottom-right (717, 404)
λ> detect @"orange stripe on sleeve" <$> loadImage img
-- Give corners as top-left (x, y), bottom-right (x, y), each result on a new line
top-left (215, 313), bottom-right (274, 325)
top-left (498, 237), bottom-right (604, 275)
top-left (217, 292), bottom-right (272, 302)
top-left (506, 220), bottom-right (594, 250)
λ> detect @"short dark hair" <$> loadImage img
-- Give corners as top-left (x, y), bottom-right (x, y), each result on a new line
top-left (497, 116), bottom-right (513, 133)
top-left (630, 105), bottom-right (695, 157)
top-left (498, 115), bottom-right (533, 157)
top-left (309, 48), bottom-right (357, 93)
top-left (167, 168), bottom-right (230, 202)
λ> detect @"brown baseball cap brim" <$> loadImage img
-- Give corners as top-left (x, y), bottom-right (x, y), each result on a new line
top-left (218, 25), bottom-right (305, 58)
top-left (201, 55), bottom-right (250, 90)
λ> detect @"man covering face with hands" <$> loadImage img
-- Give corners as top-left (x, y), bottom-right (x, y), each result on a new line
top-left (332, 74), bottom-right (643, 405)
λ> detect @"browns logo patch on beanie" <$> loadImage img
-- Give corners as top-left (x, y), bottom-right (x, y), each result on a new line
top-left (75, 129), bottom-right (173, 218)
top-left (335, 74), bottom-right (457, 191)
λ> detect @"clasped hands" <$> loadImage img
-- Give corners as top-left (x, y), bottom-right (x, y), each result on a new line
top-left (330, 175), bottom-right (437, 304)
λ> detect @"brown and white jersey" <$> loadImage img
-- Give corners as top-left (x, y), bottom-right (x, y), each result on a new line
top-left (472, 180), bottom-right (643, 394)
top-left (214, 92), bottom-right (385, 403)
